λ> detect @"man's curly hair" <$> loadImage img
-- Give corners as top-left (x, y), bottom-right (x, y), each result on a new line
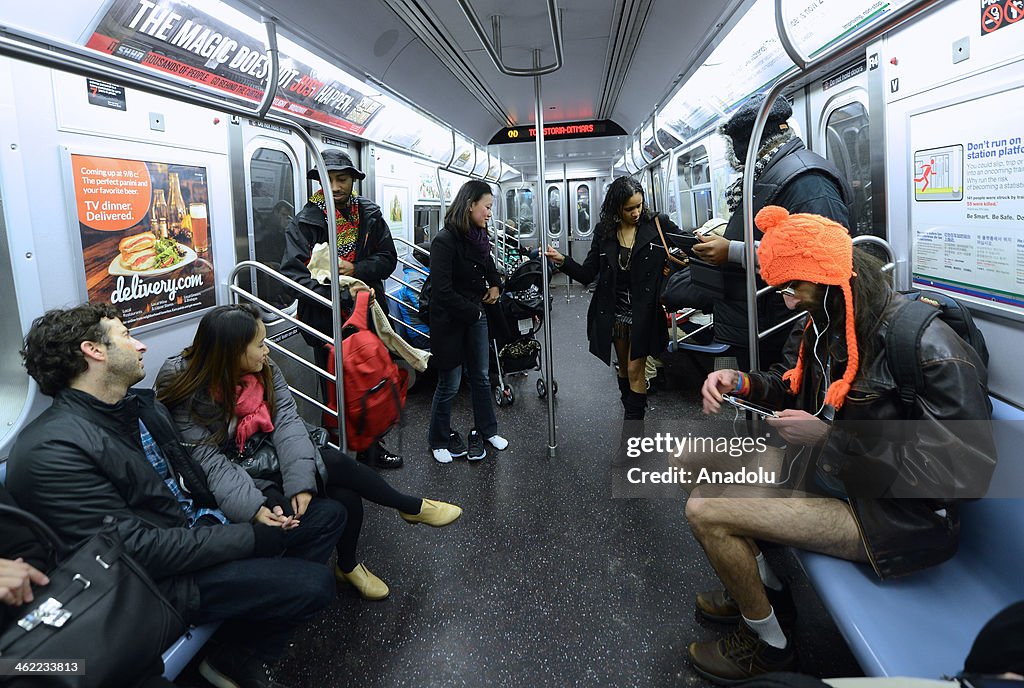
top-left (22, 303), bottom-right (121, 396)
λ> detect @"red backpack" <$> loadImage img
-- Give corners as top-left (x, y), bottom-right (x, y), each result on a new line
top-left (322, 291), bottom-right (408, 451)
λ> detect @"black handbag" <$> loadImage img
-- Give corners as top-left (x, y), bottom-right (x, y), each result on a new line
top-left (234, 432), bottom-right (281, 483)
top-left (232, 421), bottom-right (330, 484)
top-left (0, 504), bottom-right (185, 688)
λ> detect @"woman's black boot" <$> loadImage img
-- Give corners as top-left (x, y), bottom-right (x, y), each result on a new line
top-left (616, 376), bottom-right (631, 405)
top-left (623, 390), bottom-right (647, 421)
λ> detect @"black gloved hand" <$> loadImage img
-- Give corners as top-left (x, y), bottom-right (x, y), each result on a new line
top-left (251, 523), bottom-right (286, 558)
top-left (262, 486), bottom-right (294, 516)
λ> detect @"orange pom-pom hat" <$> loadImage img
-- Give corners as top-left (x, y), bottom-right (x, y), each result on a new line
top-left (755, 205), bottom-right (857, 409)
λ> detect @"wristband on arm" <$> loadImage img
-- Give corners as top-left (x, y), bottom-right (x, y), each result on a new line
top-left (733, 372), bottom-right (750, 396)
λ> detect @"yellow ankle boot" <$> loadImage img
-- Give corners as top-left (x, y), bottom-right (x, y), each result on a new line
top-left (400, 499), bottom-right (462, 527)
top-left (335, 563), bottom-right (389, 600)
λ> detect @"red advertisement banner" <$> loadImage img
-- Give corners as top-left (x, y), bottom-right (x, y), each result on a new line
top-left (85, 0), bottom-right (383, 134)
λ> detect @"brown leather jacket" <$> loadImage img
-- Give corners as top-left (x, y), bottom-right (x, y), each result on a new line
top-left (748, 293), bottom-right (997, 578)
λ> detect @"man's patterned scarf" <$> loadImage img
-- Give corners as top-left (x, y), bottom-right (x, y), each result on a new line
top-left (724, 129), bottom-right (796, 213)
top-left (311, 190), bottom-right (359, 262)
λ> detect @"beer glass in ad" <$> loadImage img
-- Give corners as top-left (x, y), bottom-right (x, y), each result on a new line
top-left (189, 202), bottom-right (208, 255)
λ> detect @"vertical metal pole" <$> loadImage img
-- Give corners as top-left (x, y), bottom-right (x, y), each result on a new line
top-left (302, 141), bottom-right (347, 454)
top-left (562, 162), bottom-right (570, 303)
top-left (534, 49), bottom-right (557, 459)
top-left (741, 93), bottom-right (777, 376)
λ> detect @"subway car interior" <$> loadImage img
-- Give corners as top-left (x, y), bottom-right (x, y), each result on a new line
top-left (1, 0), bottom-right (1023, 686)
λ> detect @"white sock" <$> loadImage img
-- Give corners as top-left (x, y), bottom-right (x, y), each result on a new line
top-left (487, 435), bottom-right (508, 450)
top-left (743, 608), bottom-right (788, 649)
top-left (756, 552), bottom-right (783, 591)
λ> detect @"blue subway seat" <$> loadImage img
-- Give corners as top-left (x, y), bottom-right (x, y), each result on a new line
top-left (162, 622), bottom-right (220, 679)
top-left (793, 397), bottom-right (1024, 678)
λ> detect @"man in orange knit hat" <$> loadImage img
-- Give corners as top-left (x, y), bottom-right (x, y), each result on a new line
top-left (684, 206), bottom-right (996, 683)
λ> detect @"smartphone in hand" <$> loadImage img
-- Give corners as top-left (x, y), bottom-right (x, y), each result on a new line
top-left (721, 394), bottom-right (778, 418)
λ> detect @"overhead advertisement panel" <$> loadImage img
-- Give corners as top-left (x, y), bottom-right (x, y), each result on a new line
top-left (84, 0), bottom-right (384, 135)
top-left (658, 0), bottom-right (913, 144)
top-left (659, 0), bottom-right (794, 142)
top-left (781, 0), bottom-right (914, 58)
top-left (909, 86), bottom-right (1024, 319)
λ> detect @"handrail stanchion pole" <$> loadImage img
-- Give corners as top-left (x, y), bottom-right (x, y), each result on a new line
top-left (532, 50), bottom-right (557, 459)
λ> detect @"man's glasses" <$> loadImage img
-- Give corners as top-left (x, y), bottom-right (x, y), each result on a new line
top-left (778, 282), bottom-right (797, 297)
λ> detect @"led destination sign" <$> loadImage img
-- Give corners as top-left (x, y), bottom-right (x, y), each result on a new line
top-left (489, 119), bottom-right (626, 145)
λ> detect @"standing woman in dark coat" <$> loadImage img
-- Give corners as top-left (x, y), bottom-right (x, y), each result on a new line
top-left (428, 180), bottom-right (509, 463)
top-left (544, 176), bottom-right (682, 421)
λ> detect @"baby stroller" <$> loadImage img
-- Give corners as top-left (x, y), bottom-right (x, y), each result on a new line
top-left (487, 257), bottom-right (556, 406)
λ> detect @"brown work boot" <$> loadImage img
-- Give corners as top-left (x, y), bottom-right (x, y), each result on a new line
top-left (696, 588), bottom-right (742, 622)
top-left (688, 620), bottom-right (797, 684)
top-left (695, 584), bottom-right (796, 624)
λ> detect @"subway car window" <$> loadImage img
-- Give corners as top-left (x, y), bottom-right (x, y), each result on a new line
top-left (506, 187), bottom-right (535, 238)
top-left (825, 101), bottom-right (871, 235)
top-left (250, 148), bottom-right (296, 309)
top-left (575, 184), bottom-right (592, 235)
top-left (675, 146), bottom-right (710, 230)
top-left (547, 186), bottom-right (562, 235)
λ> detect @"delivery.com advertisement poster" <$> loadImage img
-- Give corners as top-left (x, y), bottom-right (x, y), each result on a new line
top-left (68, 152), bottom-right (215, 329)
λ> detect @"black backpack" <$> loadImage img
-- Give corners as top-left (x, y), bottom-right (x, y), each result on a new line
top-left (885, 289), bottom-right (990, 410)
top-left (418, 275), bottom-right (431, 326)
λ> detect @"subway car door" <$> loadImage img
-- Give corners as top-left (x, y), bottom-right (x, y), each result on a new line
top-left (804, 65), bottom-right (875, 236)
top-left (568, 180), bottom-right (595, 264)
top-left (231, 118), bottom-right (304, 314)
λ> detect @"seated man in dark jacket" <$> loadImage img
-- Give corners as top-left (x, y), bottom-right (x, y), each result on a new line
top-left (280, 149), bottom-right (403, 469)
top-left (683, 207), bottom-right (996, 683)
top-left (7, 303), bottom-right (346, 688)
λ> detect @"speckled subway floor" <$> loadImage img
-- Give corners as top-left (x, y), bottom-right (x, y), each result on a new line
top-left (185, 284), bottom-right (862, 687)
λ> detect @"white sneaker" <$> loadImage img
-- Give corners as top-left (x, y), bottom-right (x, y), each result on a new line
top-left (432, 448), bottom-right (453, 463)
top-left (486, 435), bottom-right (509, 451)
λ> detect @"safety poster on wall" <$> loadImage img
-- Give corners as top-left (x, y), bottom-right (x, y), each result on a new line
top-left (909, 86), bottom-right (1024, 317)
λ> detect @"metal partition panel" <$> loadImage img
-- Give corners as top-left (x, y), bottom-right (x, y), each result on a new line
top-left (0, 190), bottom-right (29, 450)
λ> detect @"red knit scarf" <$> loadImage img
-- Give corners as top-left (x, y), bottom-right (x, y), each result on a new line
top-left (233, 374), bottom-right (274, 451)
top-left (310, 190), bottom-right (359, 264)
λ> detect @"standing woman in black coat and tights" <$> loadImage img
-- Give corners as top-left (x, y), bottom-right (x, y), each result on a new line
top-left (428, 180), bottom-right (509, 463)
top-left (544, 176), bottom-right (682, 421)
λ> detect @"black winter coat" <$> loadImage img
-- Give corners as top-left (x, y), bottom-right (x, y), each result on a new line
top-left (428, 225), bottom-right (502, 371)
top-left (280, 196), bottom-right (398, 347)
top-left (560, 213), bottom-right (681, 365)
top-left (6, 388), bottom-right (256, 618)
top-left (714, 139), bottom-right (852, 351)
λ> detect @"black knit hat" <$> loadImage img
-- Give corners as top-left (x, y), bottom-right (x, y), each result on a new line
top-left (413, 241), bottom-right (431, 268)
top-left (307, 149), bottom-right (365, 181)
top-left (963, 601), bottom-right (1024, 675)
top-left (720, 94), bottom-right (793, 160)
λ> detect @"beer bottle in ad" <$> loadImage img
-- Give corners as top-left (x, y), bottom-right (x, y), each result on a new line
top-left (167, 172), bottom-right (188, 241)
top-left (151, 189), bottom-right (169, 238)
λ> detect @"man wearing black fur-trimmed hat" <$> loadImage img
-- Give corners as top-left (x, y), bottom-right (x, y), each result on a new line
top-left (690, 93), bottom-right (854, 372)
top-left (280, 149), bottom-right (403, 469)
